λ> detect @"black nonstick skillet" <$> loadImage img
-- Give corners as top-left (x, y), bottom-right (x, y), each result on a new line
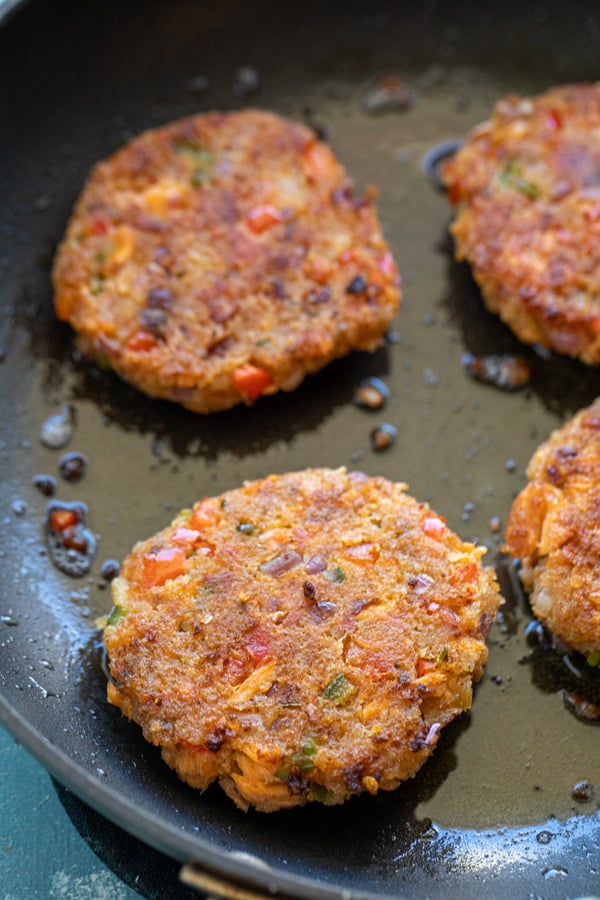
top-left (3, 0), bottom-right (600, 896)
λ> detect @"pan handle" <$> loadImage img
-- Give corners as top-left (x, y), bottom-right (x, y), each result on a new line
top-left (180, 861), bottom-right (296, 900)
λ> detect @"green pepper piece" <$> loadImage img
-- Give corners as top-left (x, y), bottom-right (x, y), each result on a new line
top-left (172, 138), bottom-right (214, 187)
top-left (90, 274), bottom-right (106, 295)
top-left (107, 605), bottom-right (126, 626)
top-left (274, 736), bottom-right (318, 781)
top-left (322, 673), bottom-right (356, 706)
top-left (293, 737), bottom-right (318, 772)
top-left (500, 160), bottom-right (541, 199)
top-left (325, 565), bottom-right (346, 583)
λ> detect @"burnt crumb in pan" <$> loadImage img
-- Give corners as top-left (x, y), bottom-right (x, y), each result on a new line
top-left (52, 109), bottom-right (400, 414)
top-left (461, 352), bottom-right (533, 392)
top-left (442, 83), bottom-right (600, 364)
top-left (103, 468), bottom-right (500, 812)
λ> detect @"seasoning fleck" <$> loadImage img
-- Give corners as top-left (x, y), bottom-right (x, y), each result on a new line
top-left (303, 580), bottom-right (317, 601)
top-left (346, 274), bottom-right (368, 295)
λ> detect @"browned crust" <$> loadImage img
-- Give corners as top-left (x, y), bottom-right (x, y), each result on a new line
top-left (504, 398), bottom-right (600, 654)
top-left (104, 468), bottom-right (500, 811)
top-left (53, 110), bottom-right (400, 412)
top-left (442, 83), bottom-right (600, 363)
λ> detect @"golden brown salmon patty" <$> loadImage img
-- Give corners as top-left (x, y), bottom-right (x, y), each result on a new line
top-left (505, 399), bottom-right (600, 658)
top-left (442, 83), bottom-right (600, 363)
top-left (53, 110), bottom-right (400, 413)
top-left (103, 468), bottom-right (500, 812)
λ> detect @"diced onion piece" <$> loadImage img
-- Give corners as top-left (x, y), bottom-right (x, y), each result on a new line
top-left (172, 527), bottom-right (214, 555)
top-left (173, 527), bottom-right (202, 545)
top-left (411, 573), bottom-right (434, 593)
top-left (259, 550), bottom-right (302, 577)
top-left (342, 542), bottom-right (380, 565)
top-left (305, 554), bottom-right (327, 574)
top-left (424, 722), bottom-right (441, 746)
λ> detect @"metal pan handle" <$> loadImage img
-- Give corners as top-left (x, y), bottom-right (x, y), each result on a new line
top-left (180, 861), bottom-right (297, 900)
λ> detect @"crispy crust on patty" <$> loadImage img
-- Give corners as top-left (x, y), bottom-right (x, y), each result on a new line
top-left (53, 110), bottom-right (400, 412)
top-left (505, 399), bottom-right (600, 655)
top-left (442, 83), bottom-right (600, 363)
top-left (104, 468), bottom-right (500, 812)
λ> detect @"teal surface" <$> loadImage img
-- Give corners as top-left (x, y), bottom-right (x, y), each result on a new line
top-left (0, 725), bottom-right (143, 900)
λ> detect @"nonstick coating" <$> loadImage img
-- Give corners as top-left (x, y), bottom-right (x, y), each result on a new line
top-left (3, 1), bottom-right (600, 897)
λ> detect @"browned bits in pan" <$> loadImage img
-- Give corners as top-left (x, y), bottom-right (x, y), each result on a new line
top-left (370, 423), bottom-right (397, 451)
top-left (44, 500), bottom-right (97, 577)
top-left (32, 474), bottom-right (57, 497)
top-left (58, 451), bottom-right (88, 482)
top-left (353, 376), bottom-right (390, 410)
top-left (462, 353), bottom-right (533, 391)
top-left (361, 74), bottom-right (414, 115)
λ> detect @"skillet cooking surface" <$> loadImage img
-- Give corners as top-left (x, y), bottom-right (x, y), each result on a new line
top-left (3, 0), bottom-right (600, 896)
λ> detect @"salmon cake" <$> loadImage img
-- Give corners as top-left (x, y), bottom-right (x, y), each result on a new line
top-left (53, 110), bottom-right (400, 413)
top-left (442, 83), bottom-right (600, 363)
top-left (103, 468), bottom-right (500, 812)
top-left (505, 399), bottom-right (600, 658)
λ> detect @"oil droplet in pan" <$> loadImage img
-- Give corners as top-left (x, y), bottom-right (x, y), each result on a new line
top-left (421, 138), bottom-right (463, 191)
top-left (39, 404), bottom-right (76, 449)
